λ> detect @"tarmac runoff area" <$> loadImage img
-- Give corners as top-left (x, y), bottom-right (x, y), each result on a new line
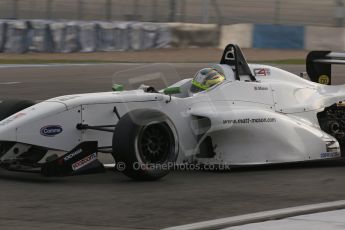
top-left (1, 62), bottom-right (345, 229)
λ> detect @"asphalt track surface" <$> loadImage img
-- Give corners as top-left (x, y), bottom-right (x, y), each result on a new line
top-left (1, 63), bottom-right (345, 229)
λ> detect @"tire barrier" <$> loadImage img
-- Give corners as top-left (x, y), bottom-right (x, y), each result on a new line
top-left (97, 21), bottom-right (131, 52)
top-left (0, 20), bottom-right (6, 52)
top-left (168, 23), bottom-right (219, 48)
top-left (0, 20), bottom-right (173, 53)
top-left (79, 21), bottom-right (98, 52)
top-left (28, 20), bottom-right (54, 52)
top-left (4, 20), bottom-right (30, 53)
top-left (2, 20), bottom-right (344, 53)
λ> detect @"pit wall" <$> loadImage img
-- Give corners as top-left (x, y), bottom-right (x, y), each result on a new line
top-left (0, 19), bottom-right (343, 53)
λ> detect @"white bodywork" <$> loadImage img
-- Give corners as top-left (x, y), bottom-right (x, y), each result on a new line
top-left (0, 64), bottom-right (343, 165)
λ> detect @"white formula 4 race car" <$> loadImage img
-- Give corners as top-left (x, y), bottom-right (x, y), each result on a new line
top-left (0, 44), bottom-right (345, 181)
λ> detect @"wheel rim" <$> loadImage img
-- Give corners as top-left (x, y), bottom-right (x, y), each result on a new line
top-left (138, 123), bottom-right (174, 164)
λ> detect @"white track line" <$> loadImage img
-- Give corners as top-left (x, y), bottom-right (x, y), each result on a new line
top-left (0, 82), bottom-right (21, 85)
top-left (0, 64), bottom-right (94, 68)
top-left (164, 200), bottom-right (345, 230)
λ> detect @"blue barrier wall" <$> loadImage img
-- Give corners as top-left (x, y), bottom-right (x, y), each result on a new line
top-left (253, 24), bottom-right (305, 49)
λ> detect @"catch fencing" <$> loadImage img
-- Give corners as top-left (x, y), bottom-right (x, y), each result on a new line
top-left (0, 0), bottom-right (343, 27)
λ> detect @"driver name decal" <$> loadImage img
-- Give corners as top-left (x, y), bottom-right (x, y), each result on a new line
top-left (254, 86), bottom-right (269, 91)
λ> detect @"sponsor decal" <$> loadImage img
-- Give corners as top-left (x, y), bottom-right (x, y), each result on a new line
top-left (40, 125), bottom-right (63, 137)
top-left (254, 68), bottom-right (270, 77)
top-left (254, 86), bottom-right (269, 91)
top-left (318, 75), bottom-right (330, 85)
top-left (64, 148), bottom-right (82, 162)
top-left (223, 117), bottom-right (277, 125)
top-left (72, 153), bottom-right (97, 171)
top-left (320, 152), bottom-right (340, 159)
top-left (0, 112), bottom-right (26, 126)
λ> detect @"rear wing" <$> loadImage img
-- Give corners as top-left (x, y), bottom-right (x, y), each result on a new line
top-left (306, 51), bottom-right (345, 85)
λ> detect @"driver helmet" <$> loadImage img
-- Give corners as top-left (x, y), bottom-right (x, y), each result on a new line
top-left (190, 68), bottom-right (225, 93)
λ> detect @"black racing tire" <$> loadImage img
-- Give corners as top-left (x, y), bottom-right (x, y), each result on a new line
top-left (0, 99), bottom-right (43, 161)
top-left (112, 109), bottom-right (179, 181)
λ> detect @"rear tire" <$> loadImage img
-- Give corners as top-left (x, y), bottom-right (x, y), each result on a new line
top-left (112, 110), bottom-right (178, 181)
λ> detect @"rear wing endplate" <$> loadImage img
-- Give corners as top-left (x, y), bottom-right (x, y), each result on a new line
top-left (306, 51), bottom-right (345, 85)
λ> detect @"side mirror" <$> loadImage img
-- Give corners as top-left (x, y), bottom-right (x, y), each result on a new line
top-left (163, 87), bottom-right (181, 103)
top-left (112, 84), bottom-right (124, 92)
top-left (163, 87), bottom-right (181, 95)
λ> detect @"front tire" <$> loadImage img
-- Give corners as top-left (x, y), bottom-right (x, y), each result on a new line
top-left (0, 99), bottom-right (36, 158)
top-left (112, 110), bottom-right (178, 181)
top-left (0, 99), bottom-right (47, 163)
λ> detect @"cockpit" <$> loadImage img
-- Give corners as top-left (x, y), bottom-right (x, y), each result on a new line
top-left (140, 44), bottom-right (258, 98)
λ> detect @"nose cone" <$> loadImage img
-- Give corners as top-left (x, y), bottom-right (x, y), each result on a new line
top-left (0, 101), bottom-right (67, 143)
